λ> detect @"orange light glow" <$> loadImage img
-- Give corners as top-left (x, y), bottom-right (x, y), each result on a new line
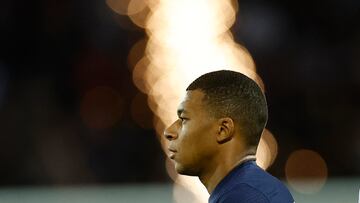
top-left (142, 0), bottom-right (258, 131)
top-left (128, 5), bottom-right (151, 28)
top-left (127, 0), bottom-right (148, 15)
top-left (256, 129), bottom-right (278, 170)
top-left (106, 0), bottom-right (147, 16)
top-left (106, 0), bottom-right (132, 15)
top-left (285, 149), bottom-right (328, 194)
top-left (132, 57), bottom-right (151, 93)
top-left (127, 38), bottom-right (147, 69)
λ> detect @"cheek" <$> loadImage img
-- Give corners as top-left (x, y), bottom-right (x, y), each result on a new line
top-left (177, 125), bottom-right (199, 156)
top-left (179, 123), bottom-right (199, 144)
top-left (179, 122), bottom-right (215, 156)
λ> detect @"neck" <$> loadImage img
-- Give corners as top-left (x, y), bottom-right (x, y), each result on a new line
top-left (199, 152), bottom-right (256, 194)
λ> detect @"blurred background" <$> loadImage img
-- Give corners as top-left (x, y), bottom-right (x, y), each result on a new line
top-left (0, 0), bottom-right (359, 202)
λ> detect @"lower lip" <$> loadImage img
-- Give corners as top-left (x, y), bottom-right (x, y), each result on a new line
top-left (169, 153), bottom-right (176, 159)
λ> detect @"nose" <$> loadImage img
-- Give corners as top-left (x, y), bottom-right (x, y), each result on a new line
top-left (164, 121), bottom-right (178, 141)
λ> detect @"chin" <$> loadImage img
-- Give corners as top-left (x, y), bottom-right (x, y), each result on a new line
top-left (175, 163), bottom-right (198, 176)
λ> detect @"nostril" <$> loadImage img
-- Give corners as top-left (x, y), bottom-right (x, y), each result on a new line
top-left (164, 133), bottom-right (173, 140)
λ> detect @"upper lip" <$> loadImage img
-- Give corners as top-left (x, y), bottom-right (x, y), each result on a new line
top-left (168, 148), bottom-right (177, 159)
top-left (168, 148), bottom-right (177, 153)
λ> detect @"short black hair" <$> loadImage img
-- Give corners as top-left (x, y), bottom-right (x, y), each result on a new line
top-left (186, 70), bottom-right (268, 147)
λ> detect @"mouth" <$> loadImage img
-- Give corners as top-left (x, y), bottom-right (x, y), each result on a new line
top-left (168, 148), bottom-right (177, 159)
top-left (169, 152), bottom-right (176, 159)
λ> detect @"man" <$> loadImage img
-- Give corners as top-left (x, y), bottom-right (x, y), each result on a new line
top-left (164, 70), bottom-right (294, 203)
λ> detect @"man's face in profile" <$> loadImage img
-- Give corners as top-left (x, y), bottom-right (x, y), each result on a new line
top-left (164, 90), bottom-right (219, 176)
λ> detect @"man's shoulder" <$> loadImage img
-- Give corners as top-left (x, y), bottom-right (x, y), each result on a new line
top-left (235, 163), bottom-right (294, 202)
top-left (209, 161), bottom-right (294, 203)
top-left (217, 183), bottom-right (270, 203)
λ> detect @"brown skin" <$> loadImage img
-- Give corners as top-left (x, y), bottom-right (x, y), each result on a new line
top-left (164, 90), bottom-right (257, 193)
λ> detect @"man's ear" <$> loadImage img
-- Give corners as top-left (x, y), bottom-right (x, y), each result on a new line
top-left (216, 117), bottom-right (235, 144)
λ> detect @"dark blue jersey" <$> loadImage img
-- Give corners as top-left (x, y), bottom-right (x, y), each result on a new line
top-left (209, 161), bottom-right (294, 203)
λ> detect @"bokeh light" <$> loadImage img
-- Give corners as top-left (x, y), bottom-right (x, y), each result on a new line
top-left (127, 0), bottom-right (148, 15)
top-left (127, 38), bottom-right (147, 69)
top-left (128, 4), bottom-right (151, 28)
top-left (142, 0), bottom-right (259, 130)
top-left (106, 0), bottom-right (132, 15)
top-left (106, 0), bottom-right (150, 28)
top-left (256, 129), bottom-right (278, 170)
top-left (106, 0), bottom-right (147, 16)
top-left (80, 86), bottom-right (123, 129)
top-left (132, 56), bottom-right (152, 93)
top-left (285, 149), bottom-right (328, 194)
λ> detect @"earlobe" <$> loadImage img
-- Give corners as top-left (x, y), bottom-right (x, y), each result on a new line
top-left (216, 118), bottom-right (235, 144)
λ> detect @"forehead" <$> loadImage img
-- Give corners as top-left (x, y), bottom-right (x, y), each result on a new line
top-left (178, 90), bottom-right (206, 114)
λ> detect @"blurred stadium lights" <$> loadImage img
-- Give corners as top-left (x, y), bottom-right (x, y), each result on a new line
top-left (127, 38), bottom-right (147, 69)
top-left (106, 0), bottom-right (151, 28)
top-left (285, 149), bottom-right (328, 194)
top-left (135, 0), bottom-right (267, 158)
top-left (106, 0), bottom-right (146, 16)
top-left (256, 129), bottom-right (278, 170)
top-left (106, 0), bottom-right (281, 202)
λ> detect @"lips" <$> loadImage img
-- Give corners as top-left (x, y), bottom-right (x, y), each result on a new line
top-left (168, 148), bottom-right (177, 159)
top-left (169, 152), bottom-right (176, 159)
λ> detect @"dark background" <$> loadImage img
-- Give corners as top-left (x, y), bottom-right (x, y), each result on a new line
top-left (0, 0), bottom-right (359, 186)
